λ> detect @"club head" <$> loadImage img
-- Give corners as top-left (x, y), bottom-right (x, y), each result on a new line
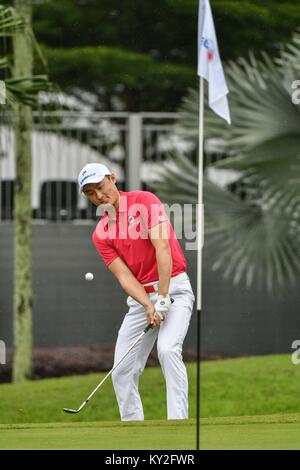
top-left (63, 408), bottom-right (79, 414)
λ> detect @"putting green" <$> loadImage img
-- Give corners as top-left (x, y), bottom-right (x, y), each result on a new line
top-left (0, 420), bottom-right (196, 450)
top-left (200, 414), bottom-right (300, 450)
top-left (1, 414), bottom-right (300, 449)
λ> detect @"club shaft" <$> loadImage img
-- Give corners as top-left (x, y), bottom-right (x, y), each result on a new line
top-left (64, 310), bottom-right (173, 413)
top-left (76, 328), bottom-right (149, 411)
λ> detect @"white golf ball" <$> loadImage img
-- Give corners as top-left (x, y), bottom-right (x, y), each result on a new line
top-left (85, 272), bottom-right (94, 281)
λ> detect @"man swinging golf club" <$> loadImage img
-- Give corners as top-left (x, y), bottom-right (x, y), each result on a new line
top-left (78, 163), bottom-right (195, 421)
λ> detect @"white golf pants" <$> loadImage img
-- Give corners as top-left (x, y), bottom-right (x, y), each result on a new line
top-left (111, 275), bottom-right (195, 421)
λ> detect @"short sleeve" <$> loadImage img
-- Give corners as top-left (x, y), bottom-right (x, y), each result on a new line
top-left (138, 191), bottom-right (168, 230)
top-left (92, 230), bottom-right (119, 267)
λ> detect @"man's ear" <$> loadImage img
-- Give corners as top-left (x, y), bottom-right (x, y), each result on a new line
top-left (109, 173), bottom-right (117, 184)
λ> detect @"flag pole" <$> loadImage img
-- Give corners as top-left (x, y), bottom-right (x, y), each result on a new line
top-left (196, 0), bottom-right (231, 451)
top-left (196, 75), bottom-right (204, 451)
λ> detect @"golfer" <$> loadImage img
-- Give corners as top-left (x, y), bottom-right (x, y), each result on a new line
top-left (78, 163), bottom-right (195, 421)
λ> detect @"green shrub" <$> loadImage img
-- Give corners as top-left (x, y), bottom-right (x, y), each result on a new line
top-left (42, 45), bottom-right (196, 111)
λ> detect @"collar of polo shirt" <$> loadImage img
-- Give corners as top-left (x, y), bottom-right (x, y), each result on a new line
top-left (104, 191), bottom-right (127, 220)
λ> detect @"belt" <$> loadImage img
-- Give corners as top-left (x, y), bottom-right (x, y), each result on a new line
top-left (143, 272), bottom-right (188, 293)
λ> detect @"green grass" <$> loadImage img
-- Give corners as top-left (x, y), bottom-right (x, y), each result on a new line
top-left (201, 413), bottom-right (300, 450)
top-left (0, 365), bottom-right (195, 424)
top-left (200, 354), bottom-right (300, 417)
top-left (0, 354), bottom-right (300, 424)
top-left (1, 414), bottom-right (300, 449)
top-left (1, 354), bottom-right (300, 449)
top-left (0, 420), bottom-right (195, 450)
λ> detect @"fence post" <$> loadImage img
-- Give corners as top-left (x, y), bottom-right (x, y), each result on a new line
top-left (127, 113), bottom-right (142, 191)
top-left (0, 81), bottom-right (6, 221)
top-left (0, 340), bottom-right (6, 364)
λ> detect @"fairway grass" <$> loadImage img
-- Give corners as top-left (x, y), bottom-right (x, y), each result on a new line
top-left (1, 355), bottom-right (300, 425)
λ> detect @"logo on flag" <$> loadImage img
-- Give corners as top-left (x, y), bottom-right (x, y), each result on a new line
top-left (201, 36), bottom-right (214, 62)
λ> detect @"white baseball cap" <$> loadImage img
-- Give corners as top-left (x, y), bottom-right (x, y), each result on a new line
top-left (78, 163), bottom-right (111, 191)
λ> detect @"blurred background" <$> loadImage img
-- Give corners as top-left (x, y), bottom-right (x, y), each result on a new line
top-left (1, 0), bottom-right (300, 427)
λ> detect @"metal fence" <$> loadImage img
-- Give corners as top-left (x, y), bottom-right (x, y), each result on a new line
top-left (0, 111), bottom-right (198, 221)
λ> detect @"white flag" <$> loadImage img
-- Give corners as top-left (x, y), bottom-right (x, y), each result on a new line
top-left (198, 0), bottom-right (231, 124)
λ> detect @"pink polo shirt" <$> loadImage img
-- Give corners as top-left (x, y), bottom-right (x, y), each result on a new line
top-left (92, 190), bottom-right (186, 284)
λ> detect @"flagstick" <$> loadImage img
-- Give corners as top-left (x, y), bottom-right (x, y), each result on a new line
top-left (196, 76), bottom-right (204, 451)
top-left (196, 0), bottom-right (230, 451)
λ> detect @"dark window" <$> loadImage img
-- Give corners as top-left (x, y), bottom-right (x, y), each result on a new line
top-left (40, 181), bottom-right (78, 220)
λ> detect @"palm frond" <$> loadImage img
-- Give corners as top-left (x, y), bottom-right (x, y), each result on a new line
top-left (5, 75), bottom-right (53, 106)
top-left (214, 134), bottom-right (300, 195)
top-left (164, 31), bottom-right (300, 292)
top-left (204, 178), bottom-right (300, 291)
top-left (0, 6), bottom-right (25, 36)
top-left (151, 152), bottom-right (198, 204)
top-left (149, 150), bottom-right (300, 292)
top-left (177, 49), bottom-right (300, 154)
top-left (0, 57), bottom-right (10, 70)
top-left (277, 29), bottom-right (300, 72)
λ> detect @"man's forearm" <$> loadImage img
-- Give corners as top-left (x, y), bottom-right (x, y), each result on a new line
top-left (119, 272), bottom-right (153, 309)
top-left (156, 243), bottom-right (172, 296)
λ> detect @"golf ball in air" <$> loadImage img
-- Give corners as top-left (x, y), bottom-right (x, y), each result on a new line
top-left (85, 272), bottom-right (94, 281)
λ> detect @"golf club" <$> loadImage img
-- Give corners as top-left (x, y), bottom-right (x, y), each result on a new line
top-left (63, 324), bottom-right (152, 414)
top-left (63, 299), bottom-right (174, 414)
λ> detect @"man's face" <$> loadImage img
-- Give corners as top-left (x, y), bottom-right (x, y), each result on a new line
top-left (82, 175), bottom-right (119, 208)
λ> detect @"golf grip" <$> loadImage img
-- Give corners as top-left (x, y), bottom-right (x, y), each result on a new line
top-left (143, 297), bottom-right (174, 333)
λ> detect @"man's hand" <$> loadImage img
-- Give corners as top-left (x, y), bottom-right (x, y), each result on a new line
top-left (146, 304), bottom-right (162, 328)
top-left (154, 294), bottom-right (172, 321)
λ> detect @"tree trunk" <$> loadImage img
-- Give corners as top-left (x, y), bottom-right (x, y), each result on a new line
top-left (12, 0), bottom-right (33, 382)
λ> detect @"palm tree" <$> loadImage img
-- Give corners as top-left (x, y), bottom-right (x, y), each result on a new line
top-left (0, 3), bottom-right (52, 381)
top-left (151, 31), bottom-right (300, 293)
top-left (0, 5), bottom-right (50, 106)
